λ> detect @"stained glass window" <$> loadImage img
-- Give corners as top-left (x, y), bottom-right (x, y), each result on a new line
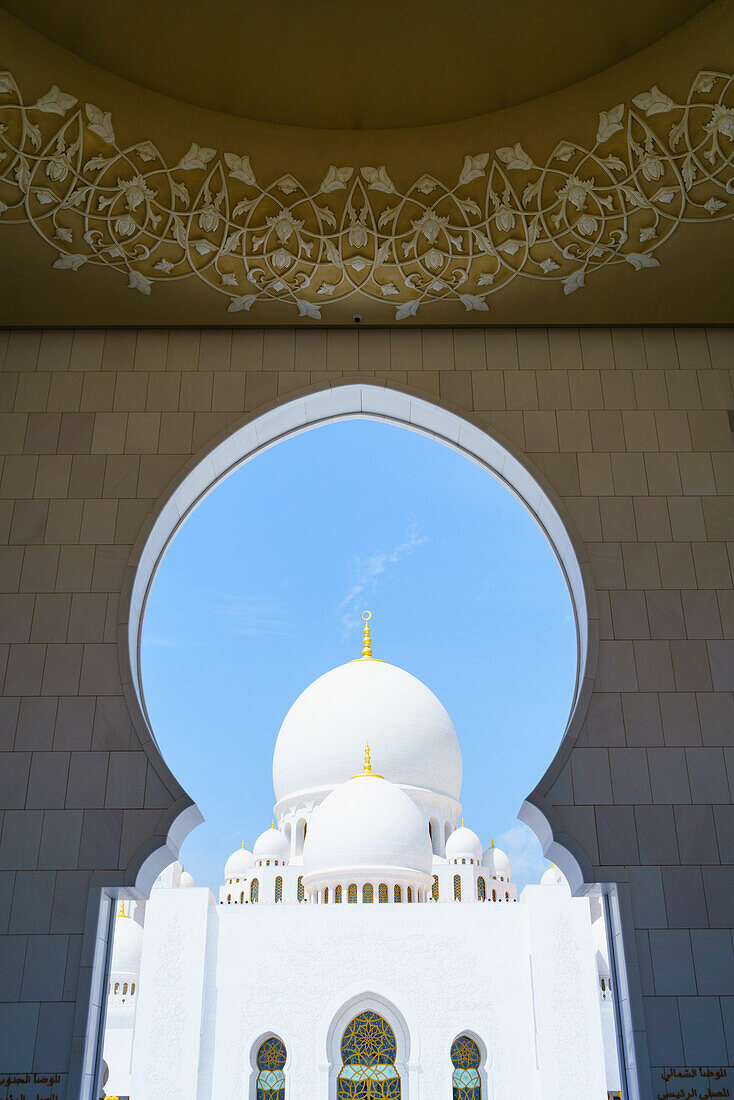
top-left (325, 887), bottom-right (329, 903)
top-left (348, 884), bottom-right (358, 904)
top-left (297, 876), bottom-right (304, 902)
top-left (251, 878), bottom-right (259, 903)
top-left (379, 883), bottom-right (388, 904)
top-left (335, 885), bottom-right (343, 904)
top-left (394, 885), bottom-right (401, 904)
top-left (454, 875), bottom-right (461, 901)
top-left (477, 877), bottom-right (486, 902)
top-left (337, 1011), bottom-right (400, 1098)
top-left (451, 1034), bottom-right (481, 1099)
top-left (275, 876), bottom-right (282, 903)
top-left (256, 1035), bottom-right (286, 1100)
top-left (406, 887), bottom-right (413, 903)
top-left (432, 875), bottom-right (439, 901)
top-left (363, 883), bottom-right (373, 903)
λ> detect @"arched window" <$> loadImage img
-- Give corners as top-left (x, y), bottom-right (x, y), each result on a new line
top-left (394, 884), bottom-right (402, 904)
top-left (338, 1011), bottom-right (400, 1098)
top-left (454, 875), bottom-right (461, 901)
top-left (432, 875), bottom-right (439, 901)
top-left (451, 1034), bottom-right (481, 1099)
top-left (240, 891), bottom-right (244, 904)
top-left (297, 876), bottom-right (304, 902)
top-left (114, 983), bottom-right (119, 994)
top-left (275, 876), bottom-right (283, 903)
top-left (348, 884), bottom-right (358, 904)
top-left (324, 887), bottom-right (329, 904)
top-left (379, 883), bottom-right (388, 903)
top-left (227, 893), bottom-right (231, 903)
top-left (477, 877), bottom-right (486, 902)
top-left (256, 1035), bottom-right (286, 1099)
top-left (122, 983), bottom-right (128, 995)
top-left (492, 889), bottom-right (496, 902)
top-left (363, 883), bottom-right (373, 903)
top-left (505, 891), bottom-right (509, 901)
top-left (335, 884), bottom-right (343, 904)
top-left (407, 886), bottom-right (413, 903)
top-left (131, 983), bottom-right (135, 995)
top-left (251, 878), bottom-right (259, 903)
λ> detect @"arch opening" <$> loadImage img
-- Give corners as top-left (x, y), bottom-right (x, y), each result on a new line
top-left (88, 382), bottom-right (642, 1100)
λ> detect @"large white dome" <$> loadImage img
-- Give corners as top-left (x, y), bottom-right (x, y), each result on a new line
top-left (303, 772), bottom-right (433, 880)
top-left (273, 659), bottom-right (462, 803)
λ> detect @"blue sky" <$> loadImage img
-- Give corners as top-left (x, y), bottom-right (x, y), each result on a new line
top-left (142, 419), bottom-right (577, 891)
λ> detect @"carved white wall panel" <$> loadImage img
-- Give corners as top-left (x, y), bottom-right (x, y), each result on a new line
top-left (0, 70), bottom-right (732, 319)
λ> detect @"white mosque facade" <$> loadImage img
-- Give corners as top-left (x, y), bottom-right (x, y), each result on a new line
top-left (103, 617), bottom-right (622, 1100)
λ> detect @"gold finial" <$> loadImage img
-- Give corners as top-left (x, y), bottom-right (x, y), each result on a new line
top-left (353, 741), bottom-right (383, 779)
top-left (491, 838), bottom-right (495, 848)
top-left (118, 902), bottom-right (128, 918)
top-left (462, 818), bottom-right (465, 828)
top-left (241, 841), bottom-right (244, 850)
top-left (361, 610), bottom-right (373, 659)
top-left (181, 864), bottom-right (184, 872)
top-left (271, 820), bottom-right (275, 829)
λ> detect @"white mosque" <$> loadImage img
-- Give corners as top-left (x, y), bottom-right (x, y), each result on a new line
top-left (102, 614), bottom-right (622, 1100)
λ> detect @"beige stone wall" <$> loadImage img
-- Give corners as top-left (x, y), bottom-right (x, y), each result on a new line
top-left (0, 326), bottom-right (732, 1098)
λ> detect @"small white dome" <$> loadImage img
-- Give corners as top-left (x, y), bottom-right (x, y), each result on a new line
top-left (273, 658), bottom-right (462, 802)
top-left (445, 825), bottom-right (483, 863)
top-left (482, 843), bottom-right (511, 879)
top-left (303, 772), bottom-right (433, 880)
top-left (111, 912), bottom-right (143, 973)
top-left (253, 826), bottom-right (289, 863)
top-left (224, 845), bottom-right (254, 879)
top-left (179, 869), bottom-right (195, 888)
top-left (541, 864), bottom-right (567, 888)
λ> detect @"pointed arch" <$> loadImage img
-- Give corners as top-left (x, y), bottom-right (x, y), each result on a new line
top-left (450, 1032), bottom-right (487, 1100)
top-left (250, 1033), bottom-right (288, 1100)
top-left (325, 992), bottom-right (412, 1100)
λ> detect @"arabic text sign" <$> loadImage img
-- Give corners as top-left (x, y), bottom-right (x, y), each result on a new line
top-left (654, 1065), bottom-right (732, 1100)
top-left (0, 1072), bottom-right (63, 1100)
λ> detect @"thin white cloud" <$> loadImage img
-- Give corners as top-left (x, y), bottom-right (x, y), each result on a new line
top-left (497, 823), bottom-right (549, 889)
top-left (213, 595), bottom-right (294, 638)
top-left (339, 526), bottom-right (427, 633)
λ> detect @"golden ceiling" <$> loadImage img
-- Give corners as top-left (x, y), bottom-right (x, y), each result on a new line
top-left (0, 0), bottom-right (712, 130)
top-left (0, 0), bottom-right (733, 326)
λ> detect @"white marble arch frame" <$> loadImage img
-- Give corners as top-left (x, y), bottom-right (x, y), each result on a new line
top-left (322, 990), bottom-right (414, 1100)
top-left (118, 379), bottom-right (599, 895)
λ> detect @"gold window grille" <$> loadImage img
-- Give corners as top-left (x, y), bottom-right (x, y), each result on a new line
top-left (394, 884), bottom-right (402, 903)
top-left (363, 883), bottom-right (373, 903)
top-left (379, 883), bottom-right (388, 903)
top-left (454, 875), bottom-right (461, 901)
top-left (348, 884), bottom-right (358, 904)
top-left (335, 884), bottom-right (343, 904)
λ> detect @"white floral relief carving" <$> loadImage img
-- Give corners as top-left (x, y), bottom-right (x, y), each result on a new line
top-left (0, 69), bottom-right (732, 319)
